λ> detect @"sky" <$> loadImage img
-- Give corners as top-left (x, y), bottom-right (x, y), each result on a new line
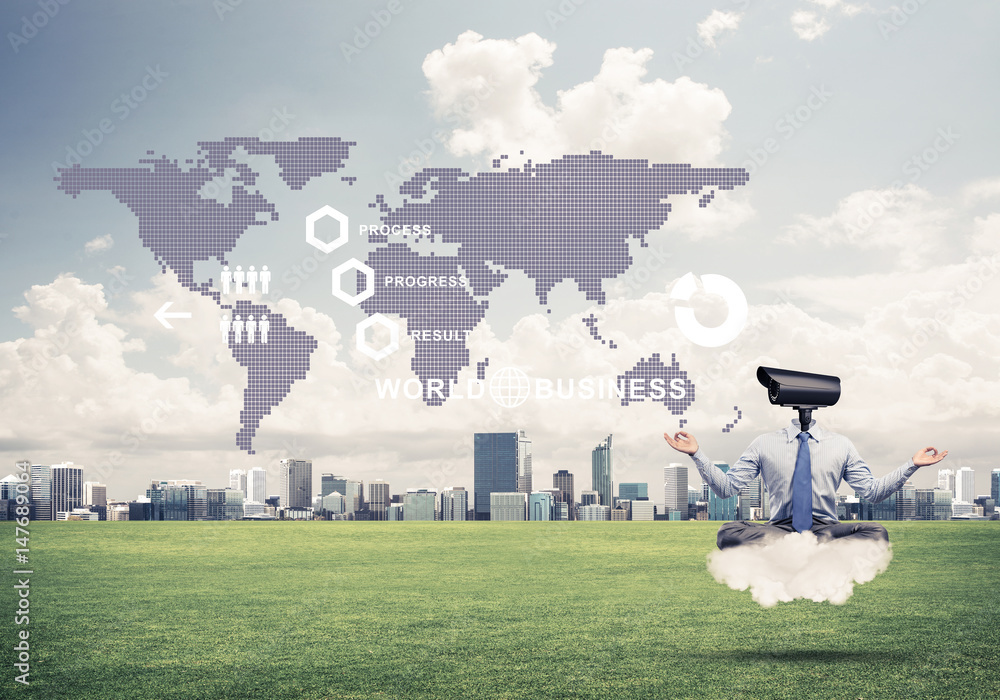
top-left (1, 0), bottom-right (998, 504)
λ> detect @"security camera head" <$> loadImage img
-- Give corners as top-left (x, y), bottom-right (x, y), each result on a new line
top-left (756, 366), bottom-right (841, 431)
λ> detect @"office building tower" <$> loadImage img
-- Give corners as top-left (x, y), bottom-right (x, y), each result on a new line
top-left (592, 434), bottom-right (613, 506)
top-left (162, 484), bottom-right (188, 521)
top-left (404, 489), bottom-right (437, 521)
top-left (165, 481), bottom-right (208, 520)
top-left (490, 492), bottom-right (527, 521)
top-left (528, 491), bottom-right (553, 521)
top-left (247, 467), bottom-right (266, 503)
top-left (440, 487), bottom-right (467, 521)
top-left (207, 488), bottom-right (244, 520)
top-left (937, 468), bottom-right (956, 497)
top-left (577, 504), bottom-right (611, 521)
top-left (322, 492), bottom-right (346, 515)
top-left (51, 463), bottom-right (83, 518)
top-left (915, 488), bottom-right (952, 520)
top-left (553, 470), bottom-right (575, 520)
top-left (553, 501), bottom-right (569, 521)
top-left (516, 430), bottom-right (532, 494)
top-left (369, 479), bottom-right (390, 520)
top-left (280, 459), bottom-right (312, 510)
top-left (738, 475), bottom-right (765, 521)
top-left (619, 482), bottom-right (648, 502)
top-left (896, 481), bottom-right (916, 520)
top-left (229, 469), bottom-right (247, 496)
top-left (387, 503), bottom-right (404, 521)
top-left (83, 482), bottom-right (107, 507)
top-left (707, 462), bottom-right (738, 521)
top-left (474, 432), bottom-right (526, 520)
top-left (955, 467), bottom-right (975, 504)
top-left (631, 500), bottom-right (655, 521)
top-left (663, 464), bottom-right (689, 520)
top-left (580, 490), bottom-right (599, 507)
top-left (30, 465), bottom-right (52, 520)
top-left (992, 469), bottom-right (1000, 503)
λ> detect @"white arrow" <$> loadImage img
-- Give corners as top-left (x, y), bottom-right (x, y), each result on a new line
top-left (154, 301), bottom-right (192, 329)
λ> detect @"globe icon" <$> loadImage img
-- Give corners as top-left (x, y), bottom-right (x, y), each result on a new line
top-left (489, 367), bottom-right (532, 408)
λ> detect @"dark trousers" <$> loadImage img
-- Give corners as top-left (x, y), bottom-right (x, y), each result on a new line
top-left (716, 516), bottom-right (889, 550)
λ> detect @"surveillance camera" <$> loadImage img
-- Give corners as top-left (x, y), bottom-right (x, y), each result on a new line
top-left (756, 366), bottom-right (841, 431)
top-left (756, 366), bottom-right (841, 408)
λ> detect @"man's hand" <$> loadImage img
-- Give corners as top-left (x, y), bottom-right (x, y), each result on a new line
top-left (912, 446), bottom-right (949, 467)
top-left (664, 430), bottom-right (699, 455)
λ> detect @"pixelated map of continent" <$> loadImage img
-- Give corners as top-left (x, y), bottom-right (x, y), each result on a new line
top-left (57, 141), bottom-right (748, 450)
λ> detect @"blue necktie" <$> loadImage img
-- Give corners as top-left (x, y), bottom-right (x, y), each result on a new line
top-left (793, 432), bottom-right (812, 532)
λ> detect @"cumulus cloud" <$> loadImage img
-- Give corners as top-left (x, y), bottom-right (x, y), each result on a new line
top-left (422, 31), bottom-right (734, 165)
top-left (781, 184), bottom-right (951, 270)
top-left (707, 532), bottom-right (893, 607)
top-left (697, 10), bottom-right (743, 48)
top-left (791, 0), bottom-right (872, 40)
top-left (84, 233), bottom-right (114, 255)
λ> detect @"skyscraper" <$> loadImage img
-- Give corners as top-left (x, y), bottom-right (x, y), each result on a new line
top-left (516, 430), bottom-right (532, 495)
top-left (553, 470), bottom-right (575, 520)
top-left (279, 459), bottom-right (312, 509)
top-left (707, 462), bottom-right (738, 521)
top-left (490, 492), bottom-right (527, 521)
top-left (247, 467), bottom-right (266, 503)
top-left (992, 469), bottom-right (999, 503)
top-left (663, 464), bottom-right (688, 520)
top-left (738, 475), bottom-right (765, 521)
top-left (619, 482), bottom-right (648, 501)
top-left (474, 432), bottom-right (526, 520)
top-left (528, 492), bottom-right (553, 521)
top-left (403, 489), bottom-right (437, 521)
top-left (30, 465), bottom-right (52, 520)
top-left (229, 469), bottom-right (247, 496)
top-left (592, 434), bottom-right (613, 506)
top-left (369, 479), bottom-right (390, 520)
top-left (896, 481), bottom-right (916, 520)
top-left (937, 468), bottom-right (956, 497)
top-left (440, 487), bottom-right (467, 521)
top-left (83, 481), bottom-right (107, 507)
top-left (51, 463), bottom-right (83, 518)
top-left (955, 467), bottom-right (975, 504)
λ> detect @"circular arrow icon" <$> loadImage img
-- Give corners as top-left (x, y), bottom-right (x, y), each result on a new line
top-left (670, 272), bottom-right (748, 347)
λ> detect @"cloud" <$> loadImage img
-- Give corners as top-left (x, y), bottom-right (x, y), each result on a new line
top-left (84, 233), bottom-right (114, 255)
top-left (781, 184), bottom-right (952, 270)
top-left (422, 31), bottom-right (734, 165)
top-left (707, 532), bottom-right (893, 607)
top-left (792, 1), bottom-right (873, 41)
top-left (697, 10), bottom-right (743, 48)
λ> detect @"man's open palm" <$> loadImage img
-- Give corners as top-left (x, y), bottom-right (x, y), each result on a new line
top-left (913, 446), bottom-right (948, 467)
top-left (664, 430), bottom-right (699, 455)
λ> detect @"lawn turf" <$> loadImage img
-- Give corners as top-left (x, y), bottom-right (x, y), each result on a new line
top-left (2, 520), bottom-right (998, 699)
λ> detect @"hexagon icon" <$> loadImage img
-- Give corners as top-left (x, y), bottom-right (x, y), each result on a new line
top-left (356, 314), bottom-right (399, 360)
top-left (306, 205), bottom-right (349, 253)
top-left (332, 258), bottom-right (374, 306)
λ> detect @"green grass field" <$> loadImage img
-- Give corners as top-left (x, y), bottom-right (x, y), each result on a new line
top-left (2, 521), bottom-right (998, 699)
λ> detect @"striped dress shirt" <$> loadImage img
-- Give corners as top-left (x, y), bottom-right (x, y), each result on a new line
top-left (690, 420), bottom-right (919, 523)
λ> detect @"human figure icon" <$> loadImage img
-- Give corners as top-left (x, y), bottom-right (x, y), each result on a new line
top-left (233, 265), bottom-right (245, 293)
top-left (221, 266), bottom-right (232, 295)
top-left (232, 314), bottom-right (244, 344)
top-left (259, 315), bottom-right (270, 344)
top-left (246, 315), bottom-right (256, 344)
top-left (247, 265), bottom-right (258, 294)
top-left (220, 314), bottom-right (230, 343)
top-left (260, 265), bottom-right (271, 294)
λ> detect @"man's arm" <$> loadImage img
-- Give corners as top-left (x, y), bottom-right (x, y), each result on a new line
top-left (843, 444), bottom-right (948, 502)
top-left (664, 430), bottom-right (760, 499)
